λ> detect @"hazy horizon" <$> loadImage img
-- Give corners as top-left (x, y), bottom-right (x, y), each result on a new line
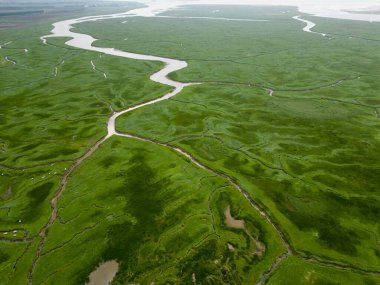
top-left (138, 0), bottom-right (380, 8)
top-left (135, 0), bottom-right (380, 21)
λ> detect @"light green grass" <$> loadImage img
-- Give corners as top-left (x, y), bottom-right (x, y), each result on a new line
top-left (266, 256), bottom-right (380, 285)
top-left (116, 82), bottom-right (380, 270)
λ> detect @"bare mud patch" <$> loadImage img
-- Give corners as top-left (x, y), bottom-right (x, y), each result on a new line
top-left (224, 206), bottom-right (244, 229)
top-left (227, 243), bottom-right (235, 251)
top-left (86, 260), bottom-right (119, 285)
top-left (224, 206), bottom-right (266, 256)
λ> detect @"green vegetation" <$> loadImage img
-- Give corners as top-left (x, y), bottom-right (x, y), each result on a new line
top-left (32, 137), bottom-right (285, 284)
top-left (0, 164), bottom-right (67, 237)
top-left (77, 7), bottom-right (380, 92)
top-left (98, 6), bottom-right (380, 273)
top-left (266, 256), bottom-right (380, 285)
top-left (0, 3), bottom-right (379, 285)
top-left (115, 83), bottom-right (380, 270)
top-left (0, 32), bottom-right (169, 167)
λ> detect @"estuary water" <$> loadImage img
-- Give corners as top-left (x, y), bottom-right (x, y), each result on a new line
top-left (138, 0), bottom-right (380, 22)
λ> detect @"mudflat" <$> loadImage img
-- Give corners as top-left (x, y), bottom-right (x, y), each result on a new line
top-left (86, 261), bottom-right (119, 285)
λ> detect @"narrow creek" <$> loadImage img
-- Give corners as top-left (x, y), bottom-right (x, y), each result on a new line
top-left (292, 15), bottom-right (327, 37)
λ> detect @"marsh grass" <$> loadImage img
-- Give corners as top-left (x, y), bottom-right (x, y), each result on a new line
top-left (31, 138), bottom-right (285, 284)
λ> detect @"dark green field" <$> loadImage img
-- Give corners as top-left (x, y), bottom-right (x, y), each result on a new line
top-left (0, 2), bottom-right (379, 285)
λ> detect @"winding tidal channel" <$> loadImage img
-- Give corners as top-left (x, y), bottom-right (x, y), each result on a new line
top-left (292, 15), bottom-right (327, 37)
top-left (25, 4), bottom-right (379, 285)
top-left (29, 4), bottom-right (288, 284)
top-left (30, 5), bottom-right (195, 284)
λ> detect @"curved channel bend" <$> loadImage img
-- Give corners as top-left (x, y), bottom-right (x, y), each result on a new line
top-left (41, 4), bottom-right (193, 139)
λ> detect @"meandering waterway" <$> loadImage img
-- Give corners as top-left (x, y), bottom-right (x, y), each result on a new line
top-left (292, 16), bottom-right (327, 37)
top-left (41, 5), bottom-right (196, 140)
